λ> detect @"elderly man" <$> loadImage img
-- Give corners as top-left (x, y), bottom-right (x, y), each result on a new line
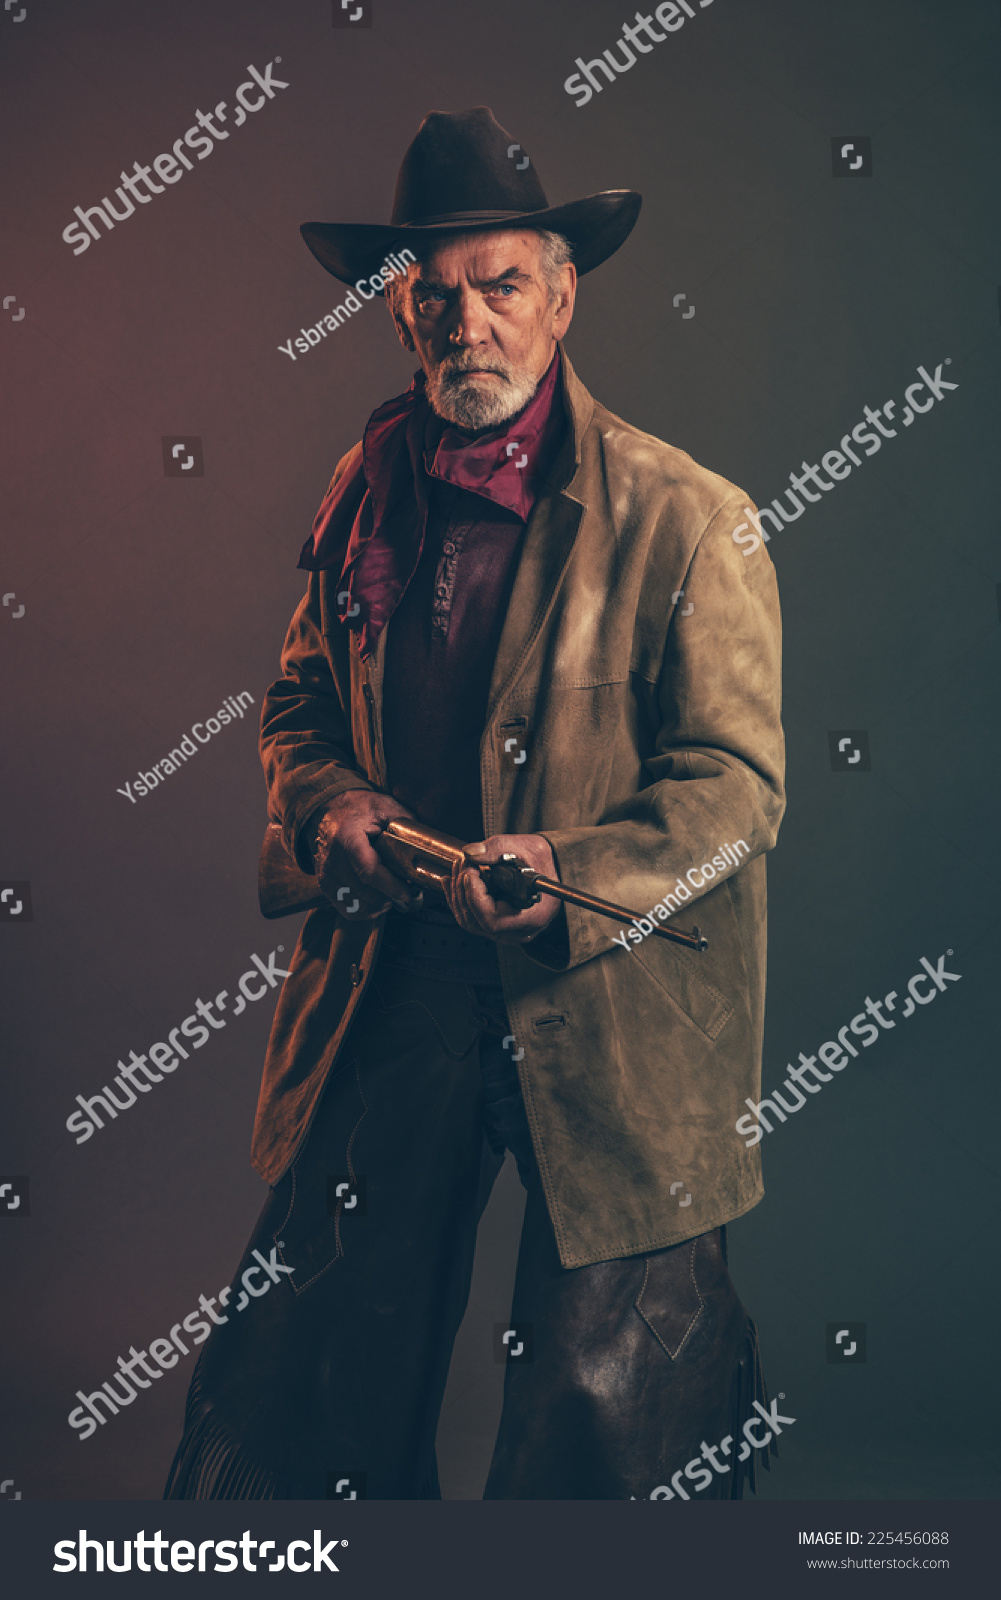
top-left (165, 107), bottom-right (784, 1502)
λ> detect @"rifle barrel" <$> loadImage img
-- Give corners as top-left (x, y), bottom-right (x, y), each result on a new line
top-left (531, 876), bottom-right (708, 952)
top-left (379, 820), bottom-right (708, 953)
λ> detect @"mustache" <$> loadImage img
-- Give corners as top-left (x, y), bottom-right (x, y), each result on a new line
top-left (436, 354), bottom-right (514, 383)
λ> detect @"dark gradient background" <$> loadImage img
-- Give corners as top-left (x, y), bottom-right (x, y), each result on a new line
top-left (1, 0), bottom-right (998, 1505)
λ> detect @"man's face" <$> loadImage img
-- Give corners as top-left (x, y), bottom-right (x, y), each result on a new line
top-left (389, 229), bottom-right (576, 431)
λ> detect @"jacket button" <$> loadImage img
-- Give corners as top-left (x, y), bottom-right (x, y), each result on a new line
top-left (350, 963), bottom-right (362, 987)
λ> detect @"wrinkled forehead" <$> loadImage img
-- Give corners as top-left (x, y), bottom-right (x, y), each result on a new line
top-left (404, 227), bottom-right (545, 286)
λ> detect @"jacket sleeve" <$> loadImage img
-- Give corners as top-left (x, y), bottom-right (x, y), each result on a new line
top-left (260, 460), bottom-right (376, 873)
top-left (530, 495), bottom-right (785, 972)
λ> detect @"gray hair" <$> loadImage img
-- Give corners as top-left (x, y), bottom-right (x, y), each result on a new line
top-left (385, 228), bottom-right (574, 313)
top-left (535, 229), bottom-right (575, 301)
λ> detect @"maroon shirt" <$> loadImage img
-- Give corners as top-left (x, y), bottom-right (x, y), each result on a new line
top-left (381, 480), bottom-right (528, 840)
top-left (381, 358), bottom-right (566, 841)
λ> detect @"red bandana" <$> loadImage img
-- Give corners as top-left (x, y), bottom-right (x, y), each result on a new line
top-left (299, 351), bottom-right (563, 659)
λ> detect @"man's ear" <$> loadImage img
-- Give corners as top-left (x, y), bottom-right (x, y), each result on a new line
top-left (551, 263), bottom-right (577, 342)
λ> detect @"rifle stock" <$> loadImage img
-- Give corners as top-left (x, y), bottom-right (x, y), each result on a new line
top-left (258, 824), bottom-right (327, 919)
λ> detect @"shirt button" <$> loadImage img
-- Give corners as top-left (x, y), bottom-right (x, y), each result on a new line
top-left (442, 542), bottom-right (456, 555)
top-left (436, 586), bottom-right (448, 598)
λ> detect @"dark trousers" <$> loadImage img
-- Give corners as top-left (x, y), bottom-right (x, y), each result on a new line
top-left (165, 955), bottom-right (770, 1500)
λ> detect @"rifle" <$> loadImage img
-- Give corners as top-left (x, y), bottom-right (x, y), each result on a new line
top-left (258, 819), bottom-right (708, 952)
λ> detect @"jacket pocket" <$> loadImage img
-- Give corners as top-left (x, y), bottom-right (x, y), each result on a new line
top-left (629, 938), bottom-right (734, 1042)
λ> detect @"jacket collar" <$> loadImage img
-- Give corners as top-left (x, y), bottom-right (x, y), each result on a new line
top-left (552, 343), bottom-right (594, 502)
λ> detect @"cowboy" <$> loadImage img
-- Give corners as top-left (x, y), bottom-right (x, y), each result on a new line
top-left (165, 107), bottom-right (785, 1501)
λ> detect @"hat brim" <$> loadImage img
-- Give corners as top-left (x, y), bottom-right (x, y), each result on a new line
top-left (300, 190), bottom-right (641, 291)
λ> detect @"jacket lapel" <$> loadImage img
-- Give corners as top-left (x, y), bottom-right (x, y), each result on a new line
top-left (485, 346), bottom-right (593, 721)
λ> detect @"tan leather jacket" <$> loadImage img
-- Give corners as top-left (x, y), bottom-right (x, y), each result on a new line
top-left (253, 346), bottom-right (785, 1268)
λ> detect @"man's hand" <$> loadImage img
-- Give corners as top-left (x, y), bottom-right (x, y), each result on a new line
top-left (307, 789), bottom-right (421, 921)
top-left (445, 833), bottom-right (561, 945)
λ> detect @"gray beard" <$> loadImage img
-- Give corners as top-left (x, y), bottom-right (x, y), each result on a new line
top-left (425, 357), bottom-right (540, 431)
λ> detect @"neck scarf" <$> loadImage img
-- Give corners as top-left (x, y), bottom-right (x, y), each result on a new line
top-left (298, 350), bottom-right (563, 658)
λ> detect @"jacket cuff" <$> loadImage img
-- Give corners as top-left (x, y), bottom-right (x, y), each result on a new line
top-left (521, 903), bottom-right (571, 969)
top-left (526, 832), bottom-right (621, 971)
top-left (287, 775), bottom-right (376, 875)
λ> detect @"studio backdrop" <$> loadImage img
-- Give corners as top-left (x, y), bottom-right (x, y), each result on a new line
top-left (1, 0), bottom-right (998, 1506)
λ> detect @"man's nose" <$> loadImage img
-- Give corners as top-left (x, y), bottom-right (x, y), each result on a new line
top-left (447, 289), bottom-right (491, 347)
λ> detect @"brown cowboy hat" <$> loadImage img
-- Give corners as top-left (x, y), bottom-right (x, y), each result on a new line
top-left (300, 106), bottom-right (641, 290)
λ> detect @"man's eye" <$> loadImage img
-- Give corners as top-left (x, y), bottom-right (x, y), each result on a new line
top-left (492, 284), bottom-right (517, 296)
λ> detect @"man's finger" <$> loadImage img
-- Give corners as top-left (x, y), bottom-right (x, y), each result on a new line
top-left (467, 866), bottom-right (525, 917)
top-left (346, 837), bottom-right (418, 907)
top-left (366, 862), bottom-right (418, 906)
top-left (454, 866), bottom-right (488, 933)
top-left (461, 867), bottom-right (529, 933)
top-left (465, 866), bottom-right (515, 934)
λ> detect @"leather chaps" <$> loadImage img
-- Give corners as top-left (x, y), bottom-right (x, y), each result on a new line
top-left (164, 938), bottom-right (772, 1500)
